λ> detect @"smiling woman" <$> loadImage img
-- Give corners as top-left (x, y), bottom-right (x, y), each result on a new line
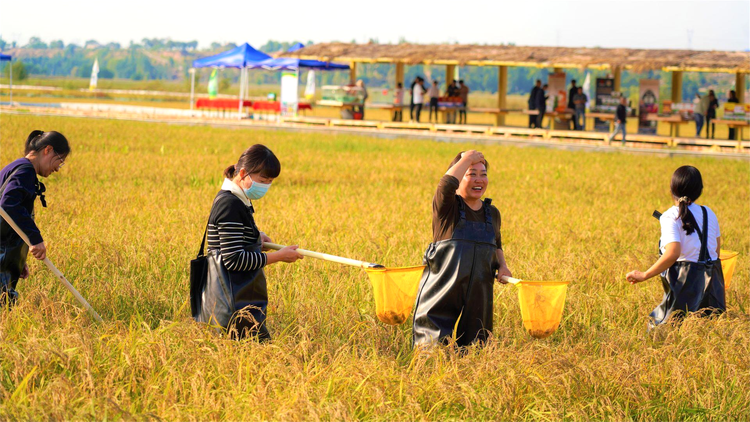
top-left (0, 130), bottom-right (70, 306)
top-left (412, 150), bottom-right (512, 348)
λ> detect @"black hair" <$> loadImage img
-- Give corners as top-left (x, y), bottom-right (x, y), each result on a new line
top-left (571, 79), bottom-right (577, 84)
top-left (670, 165), bottom-right (703, 235)
top-left (24, 130), bottom-right (71, 156)
top-left (224, 144), bottom-right (281, 180)
top-left (459, 79), bottom-right (464, 84)
top-left (448, 151), bottom-right (489, 171)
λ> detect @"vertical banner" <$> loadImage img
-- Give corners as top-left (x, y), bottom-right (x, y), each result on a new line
top-left (208, 69), bottom-right (218, 99)
top-left (89, 58), bottom-right (99, 91)
top-left (594, 78), bottom-right (614, 132)
top-left (280, 70), bottom-right (299, 117)
top-left (304, 70), bottom-right (316, 101)
top-left (638, 79), bottom-right (659, 134)
top-left (547, 72), bottom-right (567, 129)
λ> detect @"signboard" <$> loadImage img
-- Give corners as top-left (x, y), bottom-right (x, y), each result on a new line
top-left (638, 79), bottom-right (659, 134)
top-left (280, 71), bottom-right (299, 117)
top-left (594, 78), bottom-right (615, 132)
top-left (723, 103), bottom-right (750, 121)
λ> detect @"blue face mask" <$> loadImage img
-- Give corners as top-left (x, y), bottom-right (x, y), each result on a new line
top-left (243, 178), bottom-right (271, 200)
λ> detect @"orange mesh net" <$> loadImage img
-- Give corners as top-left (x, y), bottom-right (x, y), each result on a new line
top-left (365, 265), bottom-right (425, 325)
top-left (720, 250), bottom-right (739, 289)
top-left (516, 281), bottom-right (569, 339)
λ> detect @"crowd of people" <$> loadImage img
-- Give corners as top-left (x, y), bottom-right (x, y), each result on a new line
top-left (694, 89), bottom-right (740, 139)
top-left (392, 77), bottom-right (470, 124)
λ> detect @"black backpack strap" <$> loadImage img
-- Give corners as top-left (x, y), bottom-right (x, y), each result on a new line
top-left (696, 206), bottom-right (710, 263)
top-left (197, 224), bottom-right (208, 258)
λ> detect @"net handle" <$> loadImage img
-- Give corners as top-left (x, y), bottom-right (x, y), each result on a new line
top-left (501, 276), bottom-right (522, 285)
top-left (263, 242), bottom-right (383, 269)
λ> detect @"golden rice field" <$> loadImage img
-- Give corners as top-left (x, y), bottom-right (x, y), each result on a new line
top-left (0, 113), bottom-right (748, 420)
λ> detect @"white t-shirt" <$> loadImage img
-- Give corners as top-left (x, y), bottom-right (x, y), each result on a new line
top-left (413, 84), bottom-right (424, 104)
top-left (660, 203), bottom-right (720, 262)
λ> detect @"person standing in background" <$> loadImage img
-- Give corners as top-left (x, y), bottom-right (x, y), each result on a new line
top-left (528, 80), bottom-right (541, 128)
top-left (573, 87), bottom-right (587, 131)
top-left (412, 77), bottom-right (425, 123)
top-left (458, 80), bottom-right (470, 124)
top-left (694, 93), bottom-right (709, 137)
top-left (356, 79), bottom-right (368, 120)
top-left (726, 90), bottom-right (739, 140)
top-left (409, 77), bottom-right (419, 122)
top-left (393, 82), bottom-right (404, 122)
top-left (568, 79), bottom-right (578, 129)
top-left (608, 96), bottom-right (628, 145)
top-left (535, 84), bottom-right (548, 129)
top-left (706, 90), bottom-right (718, 139)
top-left (428, 80), bottom-right (440, 123)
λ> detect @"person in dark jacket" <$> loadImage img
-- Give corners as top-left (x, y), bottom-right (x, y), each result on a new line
top-left (608, 96), bottom-right (628, 145)
top-left (706, 90), bottom-right (718, 139)
top-left (567, 80), bottom-right (578, 129)
top-left (0, 130), bottom-right (70, 306)
top-left (535, 84), bottom-right (549, 129)
top-left (528, 80), bottom-right (542, 128)
top-left (195, 144), bottom-right (302, 340)
top-left (412, 150), bottom-right (512, 348)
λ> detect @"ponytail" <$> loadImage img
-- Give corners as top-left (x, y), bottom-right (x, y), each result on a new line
top-left (25, 130), bottom-right (71, 156)
top-left (223, 165), bottom-right (236, 179)
top-left (670, 166), bottom-right (703, 236)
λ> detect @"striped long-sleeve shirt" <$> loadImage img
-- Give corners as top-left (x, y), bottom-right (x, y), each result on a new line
top-left (207, 190), bottom-right (267, 271)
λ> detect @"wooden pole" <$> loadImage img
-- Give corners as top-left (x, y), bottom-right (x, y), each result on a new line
top-left (497, 66), bottom-right (508, 126)
top-left (0, 206), bottom-right (103, 322)
top-left (671, 71), bottom-right (683, 137)
top-left (446, 65), bottom-right (455, 85)
top-left (613, 66), bottom-right (622, 93)
top-left (395, 62), bottom-right (404, 88)
top-left (737, 72), bottom-right (746, 104)
top-left (349, 61), bottom-right (357, 85)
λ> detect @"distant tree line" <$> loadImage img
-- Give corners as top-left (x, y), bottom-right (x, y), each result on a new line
top-left (0, 36), bottom-right (738, 100)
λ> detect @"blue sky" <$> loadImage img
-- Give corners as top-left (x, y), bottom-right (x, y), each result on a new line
top-left (1, 0), bottom-right (748, 51)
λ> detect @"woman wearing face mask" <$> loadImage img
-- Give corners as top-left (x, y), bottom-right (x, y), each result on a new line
top-left (195, 144), bottom-right (302, 340)
top-left (412, 150), bottom-right (512, 348)
top-left (1, 130), bottom-right (70, 306)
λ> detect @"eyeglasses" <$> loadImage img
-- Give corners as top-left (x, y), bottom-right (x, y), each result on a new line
top-left (55, 153), bottom-right (66, 168)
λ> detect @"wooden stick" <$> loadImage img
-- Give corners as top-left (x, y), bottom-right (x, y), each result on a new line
top-left (0, 206), bottom-right (103, 322)
top-left (263, 242), bottom-right (383, 269)
top-left (501, 276), bottom-right (522, 285)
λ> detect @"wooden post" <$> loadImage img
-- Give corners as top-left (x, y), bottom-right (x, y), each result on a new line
top-left (613, 66), bottom-right (622, 93)
top-left (737, 72), bottom-right (746, 104)
top-left (349, 61), bottom-right (357, 85)
top-left (446, 65), bottom-right (455, 84)
top-left (395, 62), bottom-right (404, 88)
top-left (671, 71), bottom-right (683, 137)
top-left (497, 66), bottom-right (508, 126)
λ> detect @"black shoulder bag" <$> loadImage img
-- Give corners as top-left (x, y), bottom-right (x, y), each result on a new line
top-left (189, 221), bottom-right (208, 319)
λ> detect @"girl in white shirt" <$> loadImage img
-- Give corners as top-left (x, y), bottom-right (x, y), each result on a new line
top-left (626, 166), bottom-right (725, 326)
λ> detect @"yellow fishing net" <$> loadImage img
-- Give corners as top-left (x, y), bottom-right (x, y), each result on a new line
top-left (516, 281), bottom-right (569, 339)
top-left (365, 265), bottom-right (425, 325)
top-left (720, 250), bottom-right (739, 289)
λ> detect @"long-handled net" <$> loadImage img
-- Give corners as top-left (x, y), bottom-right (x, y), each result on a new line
top-left (365, 266), bottom-right (424, 325)
top-left (503, 277), bottom-right (569, 339)
top-left (720, 250), bottom-right (739, 289)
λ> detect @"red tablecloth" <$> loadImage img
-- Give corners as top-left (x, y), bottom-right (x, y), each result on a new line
top-left (195, 98), bottom-right (253, 109)
top-left (252, 101), bottom-right (312, 112)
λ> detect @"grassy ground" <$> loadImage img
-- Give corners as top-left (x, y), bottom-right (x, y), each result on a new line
top-left (0, 113), bottom-right (748, 420)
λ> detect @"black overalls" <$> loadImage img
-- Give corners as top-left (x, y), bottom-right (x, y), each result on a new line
top-left (413, 198), bottom-right (498, 347)
top-left (197, 194), bottom-right (270, 340)
top-left (0, 163), bottom-right (43, 306)
top-left (650, 206), bottom-right (725, 326)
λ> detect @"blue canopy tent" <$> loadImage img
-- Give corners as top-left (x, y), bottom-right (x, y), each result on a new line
top-left (248, 43), bottom-right (349, 71)
top-left (1, 53), bottom-right (12, 105)
top-left (190, 43), bottom-right (272, 117)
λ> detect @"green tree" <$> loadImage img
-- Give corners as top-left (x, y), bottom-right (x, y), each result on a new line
top-left (49, 40), bottom-right (65, 49)
top-left (2, 61), bottom-right (28, 80)
top-left (26, 37), bottom-right (47, 49)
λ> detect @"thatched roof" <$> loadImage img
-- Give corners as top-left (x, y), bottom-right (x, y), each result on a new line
top-left (283, 43), bottom-right (750, 73)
